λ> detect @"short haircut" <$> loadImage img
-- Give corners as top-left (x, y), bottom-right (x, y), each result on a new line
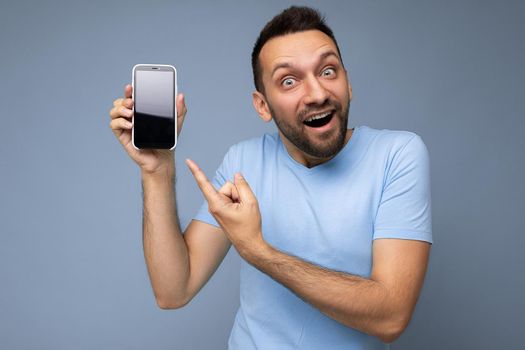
top-left (251, 6), bottom-right (344, 94)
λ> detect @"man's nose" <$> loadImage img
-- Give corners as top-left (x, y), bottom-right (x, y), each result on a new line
top-left (303, 76), bottom-right (330, 105)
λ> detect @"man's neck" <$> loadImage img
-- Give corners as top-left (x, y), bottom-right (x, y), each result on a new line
top-left (280, 128), bottom-right (354, 168)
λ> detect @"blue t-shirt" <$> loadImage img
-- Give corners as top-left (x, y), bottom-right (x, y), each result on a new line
top-left (193, 125), bottom-right (433, 349)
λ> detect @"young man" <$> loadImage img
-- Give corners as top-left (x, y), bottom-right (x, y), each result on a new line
top-left (109, 6), bottom-right (432, 349)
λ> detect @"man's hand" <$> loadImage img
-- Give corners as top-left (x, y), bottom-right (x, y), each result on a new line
top-left (109, 84), bottom-right (188, 175)
top-left (185, 159), bottom-right (264, 255)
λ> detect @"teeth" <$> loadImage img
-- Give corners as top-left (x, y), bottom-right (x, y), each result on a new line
top-left (305, 112), bottom-right (331, 123)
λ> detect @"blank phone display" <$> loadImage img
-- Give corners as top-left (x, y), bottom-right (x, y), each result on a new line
top-left (134, 69), bottom-right (175, 149)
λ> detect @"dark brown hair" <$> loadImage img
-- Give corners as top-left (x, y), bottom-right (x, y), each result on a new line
top-left (251, 6), bottom-right (344, 93)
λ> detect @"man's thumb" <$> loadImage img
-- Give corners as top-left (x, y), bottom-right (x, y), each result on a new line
top-left (234, 173), bottom-right (255, 202)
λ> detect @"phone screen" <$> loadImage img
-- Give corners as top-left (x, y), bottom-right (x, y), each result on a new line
top-left (133, 66), bottom-right (176, 149)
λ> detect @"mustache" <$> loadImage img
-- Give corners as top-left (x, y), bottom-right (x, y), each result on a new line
top-left (297, 99), bottom-right (342, 120)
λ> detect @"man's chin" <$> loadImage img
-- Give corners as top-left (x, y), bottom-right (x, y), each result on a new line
top-left (302, 141), bottom-right (344, 159)
top-left (300, 119), bottom-right (347, 157)
top-left (300, 129), bottom-right (347, 158)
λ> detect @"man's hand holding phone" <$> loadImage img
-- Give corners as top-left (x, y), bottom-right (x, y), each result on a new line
top-left (109, 84), bottom-right (187, 176)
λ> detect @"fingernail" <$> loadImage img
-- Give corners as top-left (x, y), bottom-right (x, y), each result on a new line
top-left (235, 172), bottom-right (243, 179)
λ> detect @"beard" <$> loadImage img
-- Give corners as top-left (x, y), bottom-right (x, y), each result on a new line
top-left (269, 98), bottom-right (350, 159)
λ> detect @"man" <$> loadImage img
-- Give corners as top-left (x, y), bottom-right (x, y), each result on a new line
top-left (109, 6), bottom-right (432, 349)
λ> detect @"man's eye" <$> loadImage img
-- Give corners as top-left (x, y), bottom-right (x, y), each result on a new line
top-left (282, 78), bottom-right (295, 87)
top-left (322, 68), bottom-right (336, 77)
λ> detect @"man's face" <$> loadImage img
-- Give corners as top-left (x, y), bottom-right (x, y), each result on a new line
top-left (255, 30), bottom-right (352, 160)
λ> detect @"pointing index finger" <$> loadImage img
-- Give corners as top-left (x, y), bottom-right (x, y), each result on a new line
top-left (185, 159), bottom-right (222, 204)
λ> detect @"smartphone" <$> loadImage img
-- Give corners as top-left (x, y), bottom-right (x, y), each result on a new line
top-left (132, 64), bottom-right (177, 150)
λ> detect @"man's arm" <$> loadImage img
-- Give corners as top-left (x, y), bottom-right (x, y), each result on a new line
top-left (141, 166), bottom-right (231, 309)
top-left (109, 85), bottom-right (231, 309)
top-left (185, 161), bottom-right (431, 343)
top-left (239, 237), bottom-right (430, 344)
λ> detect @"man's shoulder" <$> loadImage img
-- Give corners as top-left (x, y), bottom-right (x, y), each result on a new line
top-left (361, 125), bottom-right (419, 145)
top-left (359, 125), bottom-right (425, 155)
top-left (359, 125), bottom-right (429, 169)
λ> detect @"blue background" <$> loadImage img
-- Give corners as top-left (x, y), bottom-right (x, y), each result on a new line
top-left (1, 0), bottom-right (523, 349)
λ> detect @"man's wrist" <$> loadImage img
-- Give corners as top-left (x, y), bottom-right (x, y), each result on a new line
top-left (141, 165), bottom-right (175, 185)
top-left (238, 235), bottom-right (273, 264)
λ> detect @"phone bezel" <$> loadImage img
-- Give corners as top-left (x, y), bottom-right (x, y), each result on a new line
top-left (131, 64), bottom-right (178, 150)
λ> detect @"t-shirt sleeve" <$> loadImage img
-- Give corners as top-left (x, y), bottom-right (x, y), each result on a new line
top-left (192, 144), bottom-right (238, 228)
top-left (373, 134), bottom-right (433, 244)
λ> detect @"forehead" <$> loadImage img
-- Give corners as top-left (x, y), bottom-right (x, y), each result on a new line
top-left (259, 30), bottom-right (340, 72)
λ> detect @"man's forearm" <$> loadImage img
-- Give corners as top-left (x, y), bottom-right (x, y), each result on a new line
top-left (239, 241), bottom-right (402, 343)
top-left (141, 164), bottom-right (190, 308)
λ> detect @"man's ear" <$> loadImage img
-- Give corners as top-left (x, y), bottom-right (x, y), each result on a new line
top-left (348, 81), bottom-right (353, 102)
top-left (252, 91), bottom-right (272, 122)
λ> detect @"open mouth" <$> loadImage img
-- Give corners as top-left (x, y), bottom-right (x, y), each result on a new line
top-left (303, 111), bottom-right (334, 128)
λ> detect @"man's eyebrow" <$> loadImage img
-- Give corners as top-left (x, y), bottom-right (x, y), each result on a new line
top-left (271, 62), bottom-right (294, 77)
top-left (270, 50), bottom-right (341, 77)
top-left (319, 50), bottom-right (340, 62)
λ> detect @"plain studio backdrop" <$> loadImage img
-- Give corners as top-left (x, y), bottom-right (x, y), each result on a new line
top-left (1, 0), bottom-right (523, 349)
